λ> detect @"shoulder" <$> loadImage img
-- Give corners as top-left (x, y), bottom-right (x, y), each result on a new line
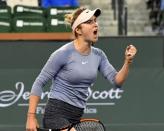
top-left (51, 42), bottom-right (74, 58)
top-left (92, 46), bottom-right (106, 57)
top-left (47, 42), bottom-right (73, 64)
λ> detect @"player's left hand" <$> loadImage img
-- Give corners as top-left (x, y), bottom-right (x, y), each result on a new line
top-left (125, 44), bottom-right (137, 64)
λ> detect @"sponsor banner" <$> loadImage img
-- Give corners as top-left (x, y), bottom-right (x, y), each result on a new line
top-left (0, 69), bottom-right (124, 109)
top-left (0, 81), bottom-right (124, 111)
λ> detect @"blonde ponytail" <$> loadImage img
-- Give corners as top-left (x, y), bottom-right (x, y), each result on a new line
top-left (64, 13), bottom-right (73, 26)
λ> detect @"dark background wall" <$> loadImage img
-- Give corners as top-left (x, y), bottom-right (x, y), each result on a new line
top-left (0, 37), bottom-right (164, 131)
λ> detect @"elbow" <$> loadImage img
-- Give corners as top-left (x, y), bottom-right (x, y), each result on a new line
top-left (114, 74), bottom-right (125, 87)
top-left (115, 78), bottom-right (124, 86)
top-left (114, 79), bottom-right (122, 88)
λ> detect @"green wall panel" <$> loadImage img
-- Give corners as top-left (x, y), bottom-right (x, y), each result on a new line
top-left (0, 37), bottom-right (164, 131)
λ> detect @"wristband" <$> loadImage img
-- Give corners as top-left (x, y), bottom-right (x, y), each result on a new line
top-left (28, 112), bottom-right (36, 114)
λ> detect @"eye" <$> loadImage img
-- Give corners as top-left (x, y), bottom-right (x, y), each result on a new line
top-left (84, 19), bottom-right (97, 24)
top-left (85, 20), bottom-right (93, 24)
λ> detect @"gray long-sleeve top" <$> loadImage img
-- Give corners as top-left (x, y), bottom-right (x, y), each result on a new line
top-left (31, 41), bottom-right (119, 108)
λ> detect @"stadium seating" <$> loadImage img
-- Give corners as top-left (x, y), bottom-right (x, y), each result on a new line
top-left (0, 4), bottom-right (77, 33)
top-left (13, 5), bottom-right (46, 32)
top-left (0, 6), bottom-right (12, 32)
top-left (46, 7), bottom-right (76, 32)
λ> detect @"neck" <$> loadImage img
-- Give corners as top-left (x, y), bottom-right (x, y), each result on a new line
top-left (74, 38), bottom-right (92, 55)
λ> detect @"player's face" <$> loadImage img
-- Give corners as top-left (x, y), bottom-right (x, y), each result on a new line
top-left (80, 16), bottom-right (99, 43)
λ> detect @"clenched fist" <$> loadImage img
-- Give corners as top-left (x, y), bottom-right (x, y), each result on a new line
top-left (125, 45), bottom-right (137, 64)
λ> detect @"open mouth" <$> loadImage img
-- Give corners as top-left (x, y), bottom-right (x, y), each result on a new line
top-left (93, 30), bottom-right (98, 35)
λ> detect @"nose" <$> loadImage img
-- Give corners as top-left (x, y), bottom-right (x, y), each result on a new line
top-left (94, 21), bottom-right (98, 27)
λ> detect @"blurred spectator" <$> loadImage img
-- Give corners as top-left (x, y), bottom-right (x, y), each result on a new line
top-left (160, 0), bottom-right (164, 10)
top-left (158, 0), bottom-right (164, 35)
top-left (146, 0), bottom-right (164, 35)
top-left (6, 0), bottom-right (38, 11)
top-left (0, 0), bottom-right (6, 6)
top-left (41, 0), bottom-right (79, 8)
top-left (146, 0), bottom-right (161, 10)
top-left (146, 0), bottom-right (160, 30)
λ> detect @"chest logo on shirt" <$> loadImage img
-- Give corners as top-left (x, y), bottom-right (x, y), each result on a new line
top-left (82, 61), bottom-right (88, 65)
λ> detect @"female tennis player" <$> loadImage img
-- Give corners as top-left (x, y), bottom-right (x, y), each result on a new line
top-left (26, 7), bottom-right (137, 131)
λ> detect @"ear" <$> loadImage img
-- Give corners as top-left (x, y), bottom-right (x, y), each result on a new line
top-left (75, 27), bottom-right (82, 36)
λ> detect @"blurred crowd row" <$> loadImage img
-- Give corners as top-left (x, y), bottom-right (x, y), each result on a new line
top-left (0, 0), bottom-right (79, 8)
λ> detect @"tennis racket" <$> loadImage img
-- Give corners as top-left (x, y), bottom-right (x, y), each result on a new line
top-left (70, 118), bottom-right (106, 131)
top-left (37, 125), bottom-right (70, 131)
top-left (37, 118), bottom-right (105, 131)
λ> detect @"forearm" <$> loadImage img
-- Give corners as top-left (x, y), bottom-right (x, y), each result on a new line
top-left (115, 44), bottom-right (137, 86)
top-left (115, 60), bottom-right (130, 86)
top-left (26, 95), bottom-right (40, 130)
top-left (28, 95), bottom-right (40, 114)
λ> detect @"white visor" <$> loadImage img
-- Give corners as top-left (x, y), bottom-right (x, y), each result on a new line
top-left (72, 8), bottom-right (101, 31)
